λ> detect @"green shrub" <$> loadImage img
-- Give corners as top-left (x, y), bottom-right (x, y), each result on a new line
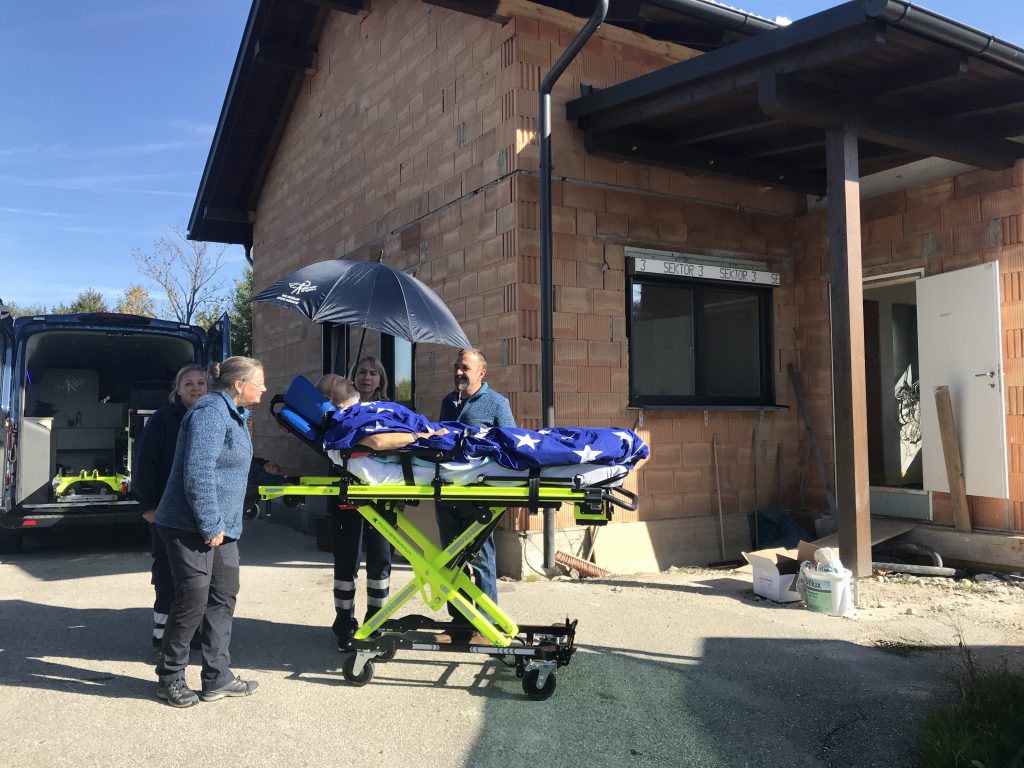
top-left (917, 648), bottom-right (1024, 768)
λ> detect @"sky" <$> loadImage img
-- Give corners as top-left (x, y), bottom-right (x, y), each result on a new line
top-left (1, 0), bottom-right (1021, 312)
top-left (0, 1), bottom-right (251, 311)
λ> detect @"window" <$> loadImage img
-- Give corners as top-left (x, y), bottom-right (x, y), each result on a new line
top-left (381, 334), bottom-right (414, 407)
top-left (628, 275), bottom-right (774, 407)
top-left (321, 324), bottom-right (350, 376)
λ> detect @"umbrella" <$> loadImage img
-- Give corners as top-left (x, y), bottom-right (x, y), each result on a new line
top-left (252, 258), bottom-right (472, 356)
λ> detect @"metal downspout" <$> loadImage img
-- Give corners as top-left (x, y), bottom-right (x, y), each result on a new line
top-left (539, 0), bottom-right (608, 570)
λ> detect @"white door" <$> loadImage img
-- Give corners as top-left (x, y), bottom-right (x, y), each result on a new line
top-left (917, 261), bottom-right (1009, 498)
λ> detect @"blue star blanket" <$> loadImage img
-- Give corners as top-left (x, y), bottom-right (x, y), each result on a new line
top-left (321, 401), bottom-right (649, 472)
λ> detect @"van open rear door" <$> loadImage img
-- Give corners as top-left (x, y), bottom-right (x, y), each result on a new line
top-left (0, 309), bottom-right (13, 515)
top-left (205, 312), bottom-right (232, 363)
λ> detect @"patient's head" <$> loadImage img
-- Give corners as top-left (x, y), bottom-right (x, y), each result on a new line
top-left (315, 373), bottom-right (360, 409)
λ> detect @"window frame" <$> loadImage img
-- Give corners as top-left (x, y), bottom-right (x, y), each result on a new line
top-left (627, 273), bottom-right (776, 409)
top-left (380, 334), bottom-right (415, 408)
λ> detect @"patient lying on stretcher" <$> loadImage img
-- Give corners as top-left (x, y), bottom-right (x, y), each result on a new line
top-left (313, 375), bottom-right (648, 488)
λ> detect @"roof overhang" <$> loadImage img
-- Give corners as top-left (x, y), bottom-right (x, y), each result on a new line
top-left (189, 0), bottom-right (778, 245)
top-left (188, 0), bottom-right (368, 246)
top-left (567, 0), bottom-right (1024, 195)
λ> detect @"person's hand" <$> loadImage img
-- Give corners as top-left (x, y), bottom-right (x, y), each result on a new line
top-left (206, 532), bottom-right (225, 547)
top-left (264, 461), bottom-right (281, 474)
top-left (141, 509), bottom-right (156, 523)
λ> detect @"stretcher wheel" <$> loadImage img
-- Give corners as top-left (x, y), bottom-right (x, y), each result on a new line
top-left (521, 669), bottom-right (556, 701)
top-left (342, 656), bottom-right (375, 686)
top-left (375, 646), bottom-right (397, 662)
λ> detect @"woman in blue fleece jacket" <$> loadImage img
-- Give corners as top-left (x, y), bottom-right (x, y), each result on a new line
top-left (153, 356), bottom-right (265, 708)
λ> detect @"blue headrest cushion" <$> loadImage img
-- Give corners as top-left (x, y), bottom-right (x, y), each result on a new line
top-left (279, 407), bottom-right (323, 441)
top-left (283, 375), bottom-right (335, 428)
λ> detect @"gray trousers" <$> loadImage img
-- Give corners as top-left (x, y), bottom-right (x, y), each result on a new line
top-left (156, 526), bottom-right (240, 691)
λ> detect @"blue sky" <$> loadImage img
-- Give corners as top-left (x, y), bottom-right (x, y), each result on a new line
top-left (1, 0), bottom-right (1021, 312)
top-left (0, 1), bottom-right (250, 310)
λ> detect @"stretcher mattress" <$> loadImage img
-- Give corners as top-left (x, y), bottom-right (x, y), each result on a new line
top-left (327, 450), bottom-right (629, 487)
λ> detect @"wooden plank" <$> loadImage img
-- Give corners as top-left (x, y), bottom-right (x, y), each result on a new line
top-left (812, 518), bottom-right (916, 550)
top-left (905, 527), bottom-right (1024, 573)
top-left (933, 386), bottom-right (972, 532)
top-left (788, 363), bottom-right (838, 518)
top-left (825, 126), bottom-right (872, 579)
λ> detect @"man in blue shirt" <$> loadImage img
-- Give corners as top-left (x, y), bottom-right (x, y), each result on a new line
top-left (437, 348), bottom-right (515, 617)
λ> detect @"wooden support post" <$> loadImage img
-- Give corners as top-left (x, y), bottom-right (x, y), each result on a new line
top-left (826, 126), bottom-right (872, 579)
top-left (933, 386), bottom-right (972, 532)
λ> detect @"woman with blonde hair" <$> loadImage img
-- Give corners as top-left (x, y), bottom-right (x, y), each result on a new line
top-left (349, 355), bottom-right (388, 402)
top-left (134, 363), bottom-right (208, 655)
top-left (154, 356), bottom-right (265, 707)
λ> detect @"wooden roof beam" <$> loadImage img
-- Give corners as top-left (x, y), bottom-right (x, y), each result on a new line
top-left (758, 74), bottom-right (1024, 170)
top-left (203, 207), bottom-right (257, 224)
top-left (300, 0), bottom-right (367, 12)
top-left (669, 109), bottom-right (783, 146)
top-left (871, 53), bottom-right (968, 98)
top-left (585, 128), bottom-right (825, 194)
top-left (254, 39), bottom-right (317, 74)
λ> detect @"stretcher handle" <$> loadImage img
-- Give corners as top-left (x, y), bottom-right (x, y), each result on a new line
top-left (606, 486), bottom-right (638, 512)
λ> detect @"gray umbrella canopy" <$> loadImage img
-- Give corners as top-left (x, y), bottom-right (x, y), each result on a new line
top-left (251, 258), bottom-right (472, 349)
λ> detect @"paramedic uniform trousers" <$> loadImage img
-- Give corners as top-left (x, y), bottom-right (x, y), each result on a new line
top-left (149, 523), bottom-right (175, 648)
top-left (435, 501), bottom-right (498, 619)
top-left (156, 526), bottom-right (239, 692)
top-left (331, 505), bottom-right (392, 640)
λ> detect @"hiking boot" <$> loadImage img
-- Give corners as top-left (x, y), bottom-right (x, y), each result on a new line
top-left (157, 678), bottom-right (199, 708)
top-left (200, 676), bottom-right (259, 701)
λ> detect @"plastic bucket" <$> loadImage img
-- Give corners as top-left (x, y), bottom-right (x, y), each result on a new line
top-left (802, 567), bottom-right (854, 616)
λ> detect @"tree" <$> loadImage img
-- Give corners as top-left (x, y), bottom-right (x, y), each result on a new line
top-left (114, 284), bottom-right (156, 317)
top-left (192, 302), bottom-right (226, 332)
top-left (229, 265), bottom-right (253, 356)
top-left (1, 301), bottom-right (49, 317)
top-left (53, 288), bottom-right (108, 315)
top-left (134, 225), bottom-right (231, 324)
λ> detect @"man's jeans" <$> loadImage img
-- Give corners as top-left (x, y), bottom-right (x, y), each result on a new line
top-left (435, 502), bottom-right (497, 619)
top-left (156, 526), bottom-right (239, 692)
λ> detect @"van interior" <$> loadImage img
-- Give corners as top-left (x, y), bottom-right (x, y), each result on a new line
top-left (18, 329), bottom-right (197, 505)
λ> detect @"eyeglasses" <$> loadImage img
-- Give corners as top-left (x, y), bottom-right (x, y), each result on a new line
top-left (244, 380), bottom-right (267, 391)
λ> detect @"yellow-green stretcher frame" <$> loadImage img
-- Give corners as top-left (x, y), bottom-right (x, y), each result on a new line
top-left (259, 476), bottom-right (626, 648)
top-left (52, 470), bottom-right (130, 498)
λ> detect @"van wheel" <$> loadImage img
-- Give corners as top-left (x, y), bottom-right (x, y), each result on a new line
top-left (0, 528), bottom-right (23, 555)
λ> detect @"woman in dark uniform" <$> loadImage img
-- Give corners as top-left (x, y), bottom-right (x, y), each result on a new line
top-left (133, 363), bottom-right (207, 655)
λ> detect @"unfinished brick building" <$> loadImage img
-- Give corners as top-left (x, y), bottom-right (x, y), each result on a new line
top-left (191, 0), bottom-right (1024, 575)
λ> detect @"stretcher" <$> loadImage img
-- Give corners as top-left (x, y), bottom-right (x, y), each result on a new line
top-left (52, 470), bottom-right (130, 501)
top-left (259, 377), bottom-right (640, 700)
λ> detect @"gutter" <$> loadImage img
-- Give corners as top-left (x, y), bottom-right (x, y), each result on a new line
top-left (643, 0), bottom-right (778, 34)
top-left (539, 0), bottom-right (608, 571)
top-left (864, 0), bottom-right (1024, 75)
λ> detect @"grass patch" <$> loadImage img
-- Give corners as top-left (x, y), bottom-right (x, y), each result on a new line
top-left (872, 638), bottom-right (941, 657)
top-left (917, 645), bottom-right (1024, 768)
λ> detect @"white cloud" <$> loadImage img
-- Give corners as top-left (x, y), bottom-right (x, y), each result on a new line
top-left (0, 172), bottom-right (195, 197)
top-left (0, 206), bottom-right (76, 218)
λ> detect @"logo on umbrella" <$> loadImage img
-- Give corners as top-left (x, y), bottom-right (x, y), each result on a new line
top-left (276, 280), bottom-right (319, 305)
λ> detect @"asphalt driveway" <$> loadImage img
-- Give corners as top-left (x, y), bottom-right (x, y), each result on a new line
top-left (1, 517), bottom-right (1018, 768)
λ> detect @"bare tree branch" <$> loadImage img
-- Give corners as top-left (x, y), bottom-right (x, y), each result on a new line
top-left (134, 225), bottom-right (231, 324)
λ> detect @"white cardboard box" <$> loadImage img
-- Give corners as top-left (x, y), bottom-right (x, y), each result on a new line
top-left (742, 541), bottom-right (833, 603)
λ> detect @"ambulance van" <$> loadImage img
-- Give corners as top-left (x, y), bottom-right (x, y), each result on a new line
top-left (0, 310), bottom-right (230, 553)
